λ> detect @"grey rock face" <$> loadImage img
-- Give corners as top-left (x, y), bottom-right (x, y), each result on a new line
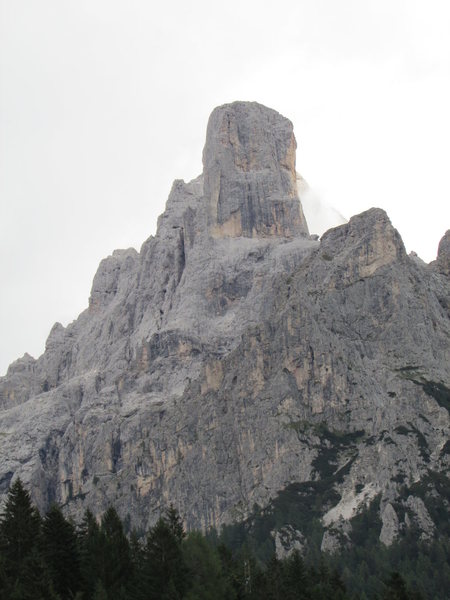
top-left (0, 353), bottom-right (36, 409)
top-left (0, 102), bottom-right (448, 552)
top-left (405, 496), bottom-right (435, 541)
top-left (273, 525), bottom-right (306, 559)
top-left (379, 503), bottom-right (399, 546)
top-left (203, 102), bottom-right (308, 238)
top-left (321, 524), bottom-right (351, 554)
top-left (431, 230), bottom-right (450, 276)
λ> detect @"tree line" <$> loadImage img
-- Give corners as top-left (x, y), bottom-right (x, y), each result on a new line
top-left (0, 479), bottom-right (427, 599)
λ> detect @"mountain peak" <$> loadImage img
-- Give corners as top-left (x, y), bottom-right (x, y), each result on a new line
top-left (0, 102), bottom-right (448, 562)
top-left (202, 101), bottom-right (309, 238)
top-left (436, 230), bottom-right (450, 275)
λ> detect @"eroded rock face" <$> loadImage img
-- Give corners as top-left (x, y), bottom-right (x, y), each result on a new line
top-left (0, 354), bottom-right (36, 409)
top-left (431, 230), bottom-right (450, 276)
top-left (380, 503), bottom-right (400, 546)
top-left (273, 525), bottom-right (306, 559)
top-left (405, 496), bottom-right (435, 541)
top-left (203, 102), bottom-right (309, 238)
top-left (0, 102), bottom-right (448, 552)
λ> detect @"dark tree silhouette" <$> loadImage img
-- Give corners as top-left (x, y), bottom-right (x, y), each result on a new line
top-left (41, 504), bottom-right (81, 599)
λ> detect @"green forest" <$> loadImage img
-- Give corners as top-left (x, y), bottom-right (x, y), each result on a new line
top-left (0, 479), bottom-right (448, 599)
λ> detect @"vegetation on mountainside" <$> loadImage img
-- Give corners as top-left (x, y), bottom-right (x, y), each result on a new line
top-left (215, 478), bottom-right (450, 600)
top-left (0, 479), bottom-right (448, 599)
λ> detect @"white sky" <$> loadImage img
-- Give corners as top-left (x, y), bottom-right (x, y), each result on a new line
top-left (1, 0), bottom-right (449, 375)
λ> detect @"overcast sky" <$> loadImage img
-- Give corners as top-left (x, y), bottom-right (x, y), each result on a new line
top-left (1, 0), bottom-right (449, 375)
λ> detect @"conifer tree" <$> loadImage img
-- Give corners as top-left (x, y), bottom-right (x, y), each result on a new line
top-left (141, 514), bottom-right (188, 599)
top-left (183, 531), bottom-right (234, 599)
top-left (283, 550), bottom-right (309, 599)
top-left (0, 478), bottom-right (42, 593)
top-left (100, 506), bottom-right (132, 598)
top-left (10, 548), bottom-right (59, 600)
top-left (129, 528), bottom-right (144, 566)
top-left (92, 579), bottom-right (108, 600)
top-left (78, 508), bottom-right (105, 600)
top-left (258, 555), bottom-right (285, 599)
top-left (165, 504), bottom-right (185, 544)
top-left (42, 504), bottom-right (81, 599)
top-left (0, 551), bottom-right (8, 600)
top-left (216, 543), bottom-right (244, 597)
top-left (383, 571), bottom-right (410, 600)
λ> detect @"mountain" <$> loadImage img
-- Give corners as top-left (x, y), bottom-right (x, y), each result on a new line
top-left (0, 102), bottom-right (448, 555)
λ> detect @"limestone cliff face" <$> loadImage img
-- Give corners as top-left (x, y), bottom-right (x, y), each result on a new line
top-left (203, 102), bottom-right (308, 238)
top-left (431, 230), bottom-right (450, 277)
top-left (0, 102), bottom-right (448, 551)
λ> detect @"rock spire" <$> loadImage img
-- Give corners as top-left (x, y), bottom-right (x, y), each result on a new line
top-left (203, 101), bottom-right (309, 238)
top-left (0, 102), bottom-right (448, 556)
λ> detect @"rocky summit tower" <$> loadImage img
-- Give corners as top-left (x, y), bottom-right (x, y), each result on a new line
top-left (203, 102), bottom-right (308, 238)
top-left (0, 102), bottom-right (448, 557)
